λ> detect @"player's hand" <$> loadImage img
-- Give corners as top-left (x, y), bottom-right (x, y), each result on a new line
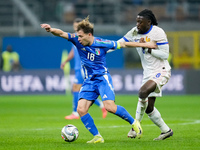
top-left (146, 41), bottom-right (157, 49)
top-left (139, 38), bottom-right (145, 43)
top-left (40, 24), bottom-right (51, 32)
top-left (119, 42), bottom-right (126, 48)
top-left (139, 38), bottom-right (157, 49)
top-left (139, 38), bottom-right (145, 50)
top-left (60, 62), bottom-right (66, 70)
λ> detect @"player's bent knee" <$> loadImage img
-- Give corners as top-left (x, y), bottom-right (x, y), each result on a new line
top-left (104, 107), bottom-right (113, 113)
top-left (139, 89), bottom-right (148, 99)
top-left (77, 106), bottom-right (87, 117)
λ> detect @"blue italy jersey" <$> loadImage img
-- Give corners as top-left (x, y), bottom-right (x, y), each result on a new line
top-left (72, 44), bottom-right (82, 70)
top-left (68, 33), bottom-right (118, 78)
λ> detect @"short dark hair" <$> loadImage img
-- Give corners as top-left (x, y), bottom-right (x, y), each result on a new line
top-left (138, 9), bottom-right (158, 26)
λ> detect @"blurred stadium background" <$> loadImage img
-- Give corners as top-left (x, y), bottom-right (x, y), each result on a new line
top-left (1, 2), bottom-right (200, 149)
top-left (0, 0), bottom-right (200, 95)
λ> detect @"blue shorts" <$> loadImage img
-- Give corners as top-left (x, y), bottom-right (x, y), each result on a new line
top-left (79, 74), bottom-right (115, 101)
top-left (74, 69), bottom-right (84, 84)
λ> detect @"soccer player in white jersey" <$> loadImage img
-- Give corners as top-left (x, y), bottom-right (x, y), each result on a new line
top-left (41, 16), bottom-right (156, 143)
top-left (118, 9), bottom-right (173, 140)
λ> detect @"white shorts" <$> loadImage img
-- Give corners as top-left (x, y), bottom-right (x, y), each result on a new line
top-left (142, 70), bottom-right (171, 97)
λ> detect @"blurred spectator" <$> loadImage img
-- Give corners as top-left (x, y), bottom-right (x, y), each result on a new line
top-left (122, 6), bottom-right (137, 24)
top-left (175, 0), bottom-right (189, 21)
top-left (74, 0), bottom-right (89, 19)
top-left (0, 45), bottom-right (21, 72)
top-left (165, 0), bottom-right (178, 20)
top-left (63, 3), bottom-right (76, 24)
top-left (56, 1), bottom-right (76, 24)
top-left (166, 0), bottom-right (188, 21)
top-left (55, 0), bottom-right (66, 22)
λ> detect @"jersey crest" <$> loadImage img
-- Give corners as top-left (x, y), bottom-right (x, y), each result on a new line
top-left (145, 36), bottom-right (151, 42)
top-left (95, 48), bottom-right (100, 55)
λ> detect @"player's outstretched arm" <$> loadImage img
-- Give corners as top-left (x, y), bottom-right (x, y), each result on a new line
top-left (41, 24), bottom-right (69, 39)
top-left (124, 41), bottom-right (157, 49)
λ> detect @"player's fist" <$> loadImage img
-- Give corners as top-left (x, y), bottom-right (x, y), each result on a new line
top-left (146, 41), bottom-right (157, 49)
top-left (40, 24), bottom-right (51, 32)
top-left (139, 38), bottom-right (145, 43)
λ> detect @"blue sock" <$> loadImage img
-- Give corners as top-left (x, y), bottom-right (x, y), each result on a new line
top-left (115, 105), bottom-right (135, 124)
top-left (73, 92), bottom-right (79, 112)
top-left (81, 113), bottom-right (99, 136)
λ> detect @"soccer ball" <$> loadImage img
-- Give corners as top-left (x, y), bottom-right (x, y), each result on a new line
top-left (61, 124), bottom-right (79, 142)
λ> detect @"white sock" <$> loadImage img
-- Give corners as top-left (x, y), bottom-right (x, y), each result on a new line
top-left (72, 111), bottom-right (79, 117)
top-left (99, 100), bottom-right (104, 109)
top-left (148, 107), bottom-right (170, 133)
top-left (135, 98), bottom-right (148, 122)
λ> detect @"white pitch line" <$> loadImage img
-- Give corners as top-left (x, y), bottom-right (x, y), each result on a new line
top-left (177, 120), bottom-right (200, 125)
top-left (98, 120), bottom-right (200, 128)
top-left (2, 120), bottom-right (199, 131)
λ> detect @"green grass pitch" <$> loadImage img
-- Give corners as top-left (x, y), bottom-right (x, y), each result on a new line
top-left (0, 94), bottom-right (200, 150)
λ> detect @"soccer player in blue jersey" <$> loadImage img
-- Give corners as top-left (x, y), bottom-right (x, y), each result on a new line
top-left (41, 16), bottom-right (155, 143)
top-left (60, 18), bottom-right (107, 120)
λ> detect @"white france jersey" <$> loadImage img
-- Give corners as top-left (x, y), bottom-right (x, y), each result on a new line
top-left (121, 25), bottom-right (171, 78)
